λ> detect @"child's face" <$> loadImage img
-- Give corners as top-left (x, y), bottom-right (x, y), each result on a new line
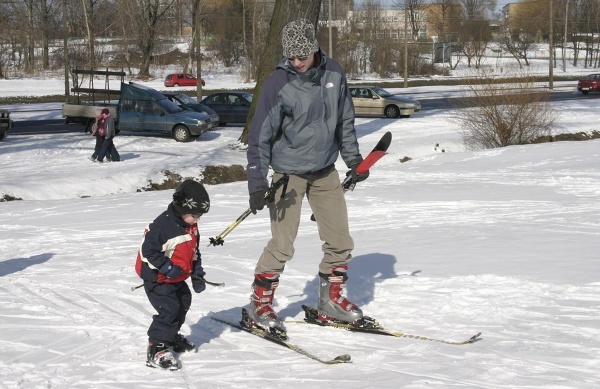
top-left (182, 213), bottom-right (202, 224)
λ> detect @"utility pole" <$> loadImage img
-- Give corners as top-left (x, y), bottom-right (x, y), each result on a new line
top-left (194, 0), bottom-right (203, 101)
top-left (403, 0), bottom-right (407, 88)
top-left (563, 0), bottom-right (569, 72)
top-left (548, 0), bottom-right (553, 90)
top-left (328, 0), bottom-right (332, 57)
top-left (63, 0), bottom-right (69, 103)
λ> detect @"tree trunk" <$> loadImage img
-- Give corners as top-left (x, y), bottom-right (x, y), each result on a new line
top-left (239, 0), bottom-right (322, 144)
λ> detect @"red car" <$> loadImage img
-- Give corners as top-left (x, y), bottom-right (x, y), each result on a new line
top-left (577, 74), bottom-right (600, 95)
top-left (164, 73), bottom-right (205, 87)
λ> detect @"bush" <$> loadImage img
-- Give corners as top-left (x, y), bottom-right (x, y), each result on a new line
top-left (453, 70), bottom-right (558, 150)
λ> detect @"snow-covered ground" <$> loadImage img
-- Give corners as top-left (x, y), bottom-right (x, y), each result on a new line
top-left (1, 62), bottom-right (599, 388)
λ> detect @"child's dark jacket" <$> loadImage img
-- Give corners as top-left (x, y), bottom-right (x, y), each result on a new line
top-left (135, 203), bottom-right (200, 283)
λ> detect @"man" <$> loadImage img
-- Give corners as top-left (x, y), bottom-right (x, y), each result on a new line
top-left (246, 19), bottom-right (369, 335)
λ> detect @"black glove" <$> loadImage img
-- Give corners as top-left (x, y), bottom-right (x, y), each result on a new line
top-left (192, 278), bottom-right (206, 293)
top-left (249, 190), bottom-right (268, 214)
top-left (346, 161), bottom-right (369, 184)
top-left (159, 260), bottom-right (183, 279)
top-left (191, 262), bottom-right (206, 293)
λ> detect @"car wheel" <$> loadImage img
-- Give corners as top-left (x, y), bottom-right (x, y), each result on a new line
top-left (0, 131), bottom-right (6, 141)
top-left (219, 122), bottom-right (227, 126)
top-left (173, 83), bottom-right (179, 87)
top-left (173, 125), bottom-right (191, 142)
top-left (582, 90), bottom-right (589, 95)
top-left (384, 105), bottom-right (400, 118)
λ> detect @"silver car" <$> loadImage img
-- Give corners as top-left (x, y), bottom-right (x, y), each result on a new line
top-left (349, 86), bottom-right (421, 118)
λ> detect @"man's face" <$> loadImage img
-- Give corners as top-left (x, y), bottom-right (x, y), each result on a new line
top-left (288, 53), bottom-right (315, 73)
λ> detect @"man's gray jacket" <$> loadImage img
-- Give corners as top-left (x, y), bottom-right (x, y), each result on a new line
top-left (246, 51), bottom-right (362, 194)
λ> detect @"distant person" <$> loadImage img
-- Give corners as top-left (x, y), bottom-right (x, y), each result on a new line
top-left (245, 19), bottom-right (369, 336)
top-left (95, 108), bottom-right (119, 163)
top-left (135, 180), bottom-right (211, 370)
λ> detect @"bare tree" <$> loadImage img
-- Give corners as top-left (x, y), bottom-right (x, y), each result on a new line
top-left (117, 0), bottom-right (177, 78)
top-left (426, 0), bottom-right (462, 42)
top-left (392, 0), bottom-right (425, 40)
top-left (501, 29), bottom-right (538, 68)
top-left (239, 0), bottom-right (322, 144)
top-left (458, 17), bottom-right (492, 68)
top-left (454, 70), bottom-right (557, 149)
top-left (458, 0), bottom-right (496, 19)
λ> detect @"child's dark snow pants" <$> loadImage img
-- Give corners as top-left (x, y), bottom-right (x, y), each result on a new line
top-left (144, 281), bottom-right (192, 344)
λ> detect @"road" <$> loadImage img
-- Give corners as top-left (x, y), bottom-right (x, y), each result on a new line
top-left (4, 86), bottom-right (593, 135)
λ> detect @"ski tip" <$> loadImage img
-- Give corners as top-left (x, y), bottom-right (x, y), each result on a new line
top-left (334, 354), bottom-right (352, 363)
top-left (471, 332), bottom-right (483, 341)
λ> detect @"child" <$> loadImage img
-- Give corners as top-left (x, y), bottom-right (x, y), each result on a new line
top-left (135, 180), bottom-right (210, 370)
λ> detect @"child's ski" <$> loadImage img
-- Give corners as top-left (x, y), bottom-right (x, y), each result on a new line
top-left (211, 309), bottom-right (351, 365)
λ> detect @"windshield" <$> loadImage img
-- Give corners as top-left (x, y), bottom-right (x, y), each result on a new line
top-left (242, 93), bottom-right (253, 102)
top-left (176, 94), bottom-right (196, 104)
top-left (158, 98), bottom-right (183, 113)
top-left (372, 86), bottom-right (392, 97)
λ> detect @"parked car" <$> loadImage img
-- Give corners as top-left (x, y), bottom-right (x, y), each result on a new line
top-left (63, 80), bottom-right (213, 142)
top-left (349, 86), bottom-right (421, 118)
top-left (577, 74), bottom-right (600, 95)
top-left (0, 110), bottom-right (12, 141)
top-left (163, 92), bottom-right (220, 128)
top-left (164, 73), bottom-right (205, 87)
top-left (200, 92), bottom-right (253, 126)
top-left (117, 82), bottom-right (213, 142)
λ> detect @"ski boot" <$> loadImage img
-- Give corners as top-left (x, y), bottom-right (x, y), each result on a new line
top-left (172, 333), bottom-right (194, 353)
top-left (317, 265), bottom-right (364, 323)
top-left (146, 340), bottom-right (179, 370)
top-left (243, 273), bottom-right (287, 339)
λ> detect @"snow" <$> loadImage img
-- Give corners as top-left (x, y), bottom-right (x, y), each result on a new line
top-left (1, 62), bottom-right (599, 388)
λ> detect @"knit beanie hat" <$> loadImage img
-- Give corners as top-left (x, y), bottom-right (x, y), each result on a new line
top-left (282, 19), bottom-right (319, 59)
top-left (172, 180), bottom-right (210, 216)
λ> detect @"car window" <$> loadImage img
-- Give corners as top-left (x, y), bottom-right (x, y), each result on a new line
top-left (208, 95), bottom-right (222, 104)
top-left (152, 101), bottom-right (164, 115)
top-left (372, 86), bottom-right (392, 97)
top-left (121, 99), bottom-right (136, 112)
top-left (158, 98), bottom-right (183, 113)
top-left (350, 89), bottom-right (357, 97)
top-left (137, 100), bottom-right (153, 113)
top-left (358, 89), bottom-right (372, 98)
top-left (186, 74), bottom-right (195, 79)
top-left (178, 95), bottom-right (195, 104)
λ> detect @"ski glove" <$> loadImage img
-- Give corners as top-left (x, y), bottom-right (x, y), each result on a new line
top-left (346, 160), bottom-right (370, 184)
top-left (191, 263), bottom-right (206, 293)
top-left (159, 260), bottom-right (183, 279)
top-left (249, 190), bottom-right (268, 214)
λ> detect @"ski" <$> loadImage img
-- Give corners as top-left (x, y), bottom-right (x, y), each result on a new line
top-left (290, 305), bottom-right (482, 346)
top-left (211, 309), bottom-right (352, 365)
top-left (343, 131), bottom-right (392, 192)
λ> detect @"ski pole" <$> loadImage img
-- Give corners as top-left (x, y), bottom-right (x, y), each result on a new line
top-left (191, 274), bottom-right (225, 287)
top-left (131, 275), bottom-right (225, 291)
top-left (208, 174), bottom-right (289, 247)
